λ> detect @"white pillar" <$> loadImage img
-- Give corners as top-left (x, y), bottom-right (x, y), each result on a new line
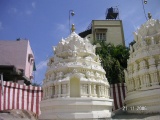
top-left (67, 83), bottom-right (70, 97)
top-left (143, 75), bottom-right (146, 86)
top-left (80, 84), bottom-right (83, 96)
top-left (107, 87), bottom-right (109, 98)
top-left (135, 77), bottom-right (139, 90)
top-left (140, 76), bottom-right (143, 88)
top-left (54, 86), bottom-right (55, 96)
top-left (105, 86), bottom-right (108, 97)
top-left (151, 72), bottom-right (159, 86)
top-left (131, 79), bottom-right (134, 91)
top-left (46, 86), bottom-right (48, 98)
top-left (104, 86), bottom-right (106, 97)
top-left (145, 74), bottom-right (150, 87)
top-left (51, 86), bottom-right (54, 97)
top-left (52, 86), bottom-right (54, 97)
top-left (88, 83), bottom-right (92, 97)
top-left (47, 87), bottom-right (49, 98)
top-left (58, 84), bottom-right (61, 97)
top-left (49, 86), bottom-right (52, 98)
top-left (48, 86), bottom-right (50, 98)
top-left (93, 85), bottom-right (96, 97)
top-left (154, 72), bottom-right (159, 83)
top-left (55, 85), bottom-right (57, 97)
top-left (98, 85), bottom-right (101, 97)
top-left (102, 86), bottom-right (105, 97)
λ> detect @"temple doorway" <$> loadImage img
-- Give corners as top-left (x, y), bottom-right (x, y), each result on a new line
top-left (70, 77), bottom-right (80, 97)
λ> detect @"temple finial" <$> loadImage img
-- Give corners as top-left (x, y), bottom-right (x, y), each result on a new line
top-left (71, 24), bottom-right (75, 32)
top-left (148, 12), bottom-right (152, 19)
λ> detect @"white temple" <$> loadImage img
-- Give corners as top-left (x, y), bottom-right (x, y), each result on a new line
top-left (124, 16), bottom-right (160, 113)
top-left (40, 25), bottom-right (113, 120)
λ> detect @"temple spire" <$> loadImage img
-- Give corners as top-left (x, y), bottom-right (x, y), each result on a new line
top-left (71, 24), bottom-right (75, 32)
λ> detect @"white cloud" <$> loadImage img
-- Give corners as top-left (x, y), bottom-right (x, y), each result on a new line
top-left (0, 22), bottom-right (3, 30)
top-left (8, 8), bottom-right (17, 14)
top-left (31, 2), bottom-right (36, 9)
top-left (26, 10), bottom-right (32, 15)
top-left (57, 23), bottom-right (67, 32)
top-left (8, 7), bottom-right (33, 16)
top-left (26, 2), bottom-right (36, 15)
top-left (54, 23), bottom-right (69, 37)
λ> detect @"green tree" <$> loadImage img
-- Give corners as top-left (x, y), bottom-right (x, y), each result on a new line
top-left (94, 41), bottom-right (129, 84)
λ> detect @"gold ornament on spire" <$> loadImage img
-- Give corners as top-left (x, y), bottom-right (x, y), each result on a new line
top-left (148, 12), bottom-right (152, 19)
top-left (71, 24), bottom-right (75, 32)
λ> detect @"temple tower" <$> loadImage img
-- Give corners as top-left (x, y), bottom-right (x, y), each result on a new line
top-left (40, 25), bottom-right (113, 120)
top-left (124, 16), bottom-right (160, 113)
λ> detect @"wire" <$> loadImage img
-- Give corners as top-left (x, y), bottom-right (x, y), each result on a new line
top-left (33, 51), bottom-right (53, 85)
top-left (36, 51), bottom-right (53, 69)
top-left (141, 0), bottom-right (148, 20)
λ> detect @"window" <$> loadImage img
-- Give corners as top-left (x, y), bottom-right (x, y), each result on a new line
top-left (28, 54), bottom-right (33, 63)
top-left (96, 33), bottom-right (106, 41)
top-left (28, 55), bottom-right (31, 62)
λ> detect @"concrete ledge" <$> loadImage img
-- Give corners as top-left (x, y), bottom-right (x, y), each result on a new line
top-left (125, 88), bottom-right (160, 113)
top-left (40, 98), bottom-right (113, 120)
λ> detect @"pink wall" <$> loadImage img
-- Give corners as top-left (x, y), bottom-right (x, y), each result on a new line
top-left (25, 41), bottom-right (34, 80)
top-left (0, 40), bottom-right (35, 81)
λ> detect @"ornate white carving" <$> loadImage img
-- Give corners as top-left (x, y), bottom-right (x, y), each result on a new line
top-left (125, 18), bottom-right (160, 113)
top-left (133, 63), bottom-right (138, 73)
top-left (95, 72), bottom-right (101, 78)
top-left (41, 31), bottom-right (112, 119)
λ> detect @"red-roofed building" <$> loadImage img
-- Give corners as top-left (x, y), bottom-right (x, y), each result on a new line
top-left (0, 39), bottom-right (35, 85)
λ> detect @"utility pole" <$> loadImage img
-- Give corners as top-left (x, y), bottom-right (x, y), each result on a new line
top-left (69, 10), bottom-right (75, 34)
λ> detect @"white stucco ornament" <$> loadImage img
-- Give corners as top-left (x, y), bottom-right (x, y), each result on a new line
top-left (124, 17), bottom-right (160, 113)
top-left (40, 26), bottom-right (113, 120)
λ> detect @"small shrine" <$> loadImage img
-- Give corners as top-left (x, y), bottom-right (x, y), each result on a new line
top-left (40, 25), bottom-right (113, 120)
top-left (124, 15), bottom-right (160, 113)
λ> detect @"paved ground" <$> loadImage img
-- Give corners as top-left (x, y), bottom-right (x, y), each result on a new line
top-left (112, 114), bottom-right (160, 120)
top-left (0, 110), bottom-right (160, 120)
top-left (0, 110), bottom-right (37, 120)
top-left (112, 110), bottom-right (160, 120)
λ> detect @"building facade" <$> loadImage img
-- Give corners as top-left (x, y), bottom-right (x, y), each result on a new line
top-left (79, 20), bottom-right (125, 46)
top-left (0, 39), bottom-right (35, 85)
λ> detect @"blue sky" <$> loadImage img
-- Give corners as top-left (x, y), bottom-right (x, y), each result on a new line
top-left (0, 0), bottom-right (160, 84)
